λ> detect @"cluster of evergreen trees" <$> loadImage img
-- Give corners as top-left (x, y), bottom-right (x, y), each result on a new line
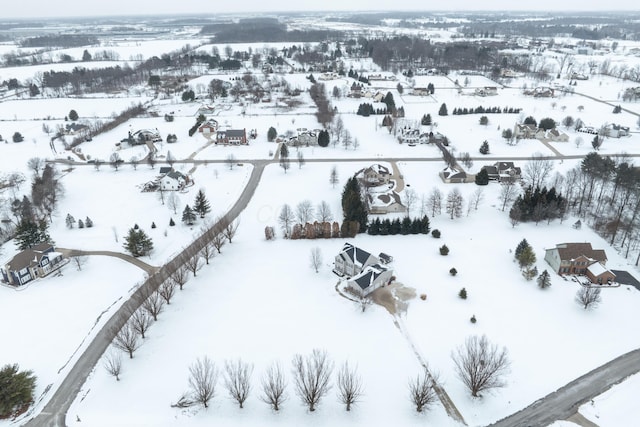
top-left (123, 224), bottom-right (154, 257)
top-left (347, 69), bottom-right (369, 83)
top-left (182, 189), bottom-right (212, 226)
top-left (510, 186), bottom-right (567, 224)
top-left (356, 103), bottom-right (387, 116)
top-left (452, 106), bottom-right (521, 115)
top-left (65, 214), bottom-right (93, 229)
top-left (367, 216), bottom-right (431, 235)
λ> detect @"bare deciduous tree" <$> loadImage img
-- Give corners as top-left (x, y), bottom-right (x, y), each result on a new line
top-left (261, 361), bottom-right (287, 411)
top-left (226, 154), bottom-right (236, 170)
top-left (524, 153), bottom-right (554, 189)
top-left (278, 204), bottom-right (294, 238)
top-left (452, 335), bottom-right (510, 397)
top-left (296, 200), bottom-right (314, 225)
top-left (445, 188), bottom-right (464, 219)
top-left (185, 253), bottom-right (203, 277)
top-left (223, 220), bottom-right (239, 243)
top-left (575, 286), bottom-right (602, 309)
top-left (159, 280), bottom-right (176, 304)
top-left (129, 308), bottom-right (152, 339)
top-left (499, 182), bottom-right (520, 212)
top-left (309, 247), bottom-right (323, 273)
top-left (212, 232), bottom-right (226, 254)
top-left (471, 188), bottom-right (484, 210)
top-left (103, 350), bottom-right (122, 381)
top-left (112, 321), bottom-right (140, 359)
top-left (142, 290), bottom-right (165, 321)
top-left (316, 201), bottom-right (333, 222)
top-left (427, 187), bottom-right (443, 217)
top-left (404, 189), bottom-right (418, 215)
top-left (224, 359), bottom-right (254, 409)
top-left (330, 165), bottom-right (339, 189)
top-left (72, 255), bottom-right (88, 271)
top-left (336, 362), bottom-right (363, 411)
top-left (200, 242), bottom-right (215, 265)
top-left (167, 192), bottom-right (179, 215)
top-left (27, 157), bottom-right (45, 176)
top-left (171, 266), bottom-right (189, 290)
top-left (189, 356), bottom-right (218, 408)
top-left (408, 369), bottom-right (437, 412)
top-left (292, 349), bottom-right (334, 412)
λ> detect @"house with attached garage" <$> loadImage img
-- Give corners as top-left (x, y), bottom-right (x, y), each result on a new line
top-left (160, 170), bottom-right (191, 191)
top-left (334, 243), bottom-right (394, 297)
top-left (1, 243), bottom-right (66, 287)
top-left (198, 119), bottom-right (219, 139)
top-left (544, 242), bottom-right (615, 284)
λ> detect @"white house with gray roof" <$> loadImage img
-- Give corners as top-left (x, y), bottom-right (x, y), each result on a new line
top-left (334, 243), bottom-right (394, 297)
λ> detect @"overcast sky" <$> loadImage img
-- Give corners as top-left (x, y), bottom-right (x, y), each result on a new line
top-left (2, 0), bottom-right (633, 19)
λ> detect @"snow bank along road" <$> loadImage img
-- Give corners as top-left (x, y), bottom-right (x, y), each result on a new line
top-left (24, 163), bottom-right (265, 427)
top-left (488, 348), bottom-right (640, 427)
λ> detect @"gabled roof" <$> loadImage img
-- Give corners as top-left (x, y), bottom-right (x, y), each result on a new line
top-left (5, 244), bottom-right (55, 271)
top-left (352, 264), bottom-right (388, 290)
top-left (219, 129), bottom-right (246, 138)
top-left (553, 243), bottom-right (607, 264)
top-left (587, 262), bottom-right (614, 278)
top-left (339, 243), bottom-right (373, 268)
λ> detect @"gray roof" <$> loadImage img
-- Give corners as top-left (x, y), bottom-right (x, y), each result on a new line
top-left (6, 243), bottom-right (55, 271)
top-left (339, 243), bottom-right (373, 267)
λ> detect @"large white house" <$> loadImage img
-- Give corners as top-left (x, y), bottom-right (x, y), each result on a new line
top-left (334, 243), bottom-right (394, 297)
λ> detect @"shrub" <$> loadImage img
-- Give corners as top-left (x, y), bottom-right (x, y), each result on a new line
top-left (169, 218), bottom-right (175, 226)
top-left (420, 294), bottom-right (427, 301)
top-left (12, 132), bottom-right (24, 142)
top-left (459, 288), bottom-right (467, 299)
top-left (151, 222), bottom-right (156, 229)
top-left (431, 229), bottom-right (441, 238)
top-left (439, 245), bottom-right (449, 255)
top-left (450, 268), bottom-right (458, 276)
top-left (470, 315), bottom-right (477, 323)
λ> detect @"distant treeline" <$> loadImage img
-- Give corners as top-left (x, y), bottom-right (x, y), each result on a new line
top-left (19, 34), bottom-right (99, 48)
top-left (200, 17), bottom-right (343, 43)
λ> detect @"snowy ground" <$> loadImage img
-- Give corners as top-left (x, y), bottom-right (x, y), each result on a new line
top-left (1, 32), bottom-right (640, 427)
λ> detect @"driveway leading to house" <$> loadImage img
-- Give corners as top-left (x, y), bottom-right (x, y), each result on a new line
top-left (57, 248), bottom-right (159, 275)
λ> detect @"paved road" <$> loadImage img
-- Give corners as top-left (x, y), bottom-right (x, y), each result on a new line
top-left (487, 348), bottom-right (640, 427)
top-left (24, 163), bottom-right (265, 427)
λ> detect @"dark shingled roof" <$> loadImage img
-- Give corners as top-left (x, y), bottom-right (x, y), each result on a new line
top-left (6, 243), bottom-right (55, 271)
top-left (555, 243), bottom-right (607, 263)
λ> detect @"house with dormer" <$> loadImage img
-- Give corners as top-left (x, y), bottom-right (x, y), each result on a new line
top-left (334, 243), bottom-right (393, 296)
top-left (216, 129), bottom-right (247, 145)
top-left (1, 243), bottom-right (66, 287)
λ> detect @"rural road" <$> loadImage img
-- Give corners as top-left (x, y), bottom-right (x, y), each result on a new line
top-left (24, 163), bottom-right (265, 427)
top-left (488, 348), bottom-right (640, 427)
top-left (34, 148), bottom-right (640, 426)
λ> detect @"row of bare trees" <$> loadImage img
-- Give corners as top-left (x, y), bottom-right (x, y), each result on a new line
top-left (105, 220), bottom-right (240, 379)
top-left (169, 336), bottom-right (509, 413)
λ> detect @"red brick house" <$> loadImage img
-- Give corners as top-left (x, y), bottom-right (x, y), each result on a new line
top-left (544, 243), bottom-right (615, 284)
top-left (216, 129), bottom-right (247, 145)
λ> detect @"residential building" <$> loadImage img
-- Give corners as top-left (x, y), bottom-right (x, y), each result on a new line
top-left (544, 242), bottom-right (615, 283)
top-left (216, 129), bottom-right (247, 145)
top-left (1, 243), bottom-right (66, 286)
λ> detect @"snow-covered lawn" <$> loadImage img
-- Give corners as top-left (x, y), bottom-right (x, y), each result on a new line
top-left (65, 162), bottom-right (640, 426)
top-left (580, 373), bottom-right (640, 426)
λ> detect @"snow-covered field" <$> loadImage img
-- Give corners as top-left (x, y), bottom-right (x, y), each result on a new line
top-left (1, 25), bottom-right (640, 427)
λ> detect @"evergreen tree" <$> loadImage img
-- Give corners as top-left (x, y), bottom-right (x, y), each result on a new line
top-left (537, 269), bottom-right (552, 289)
top-left (401, 217), bottom-right (412, 235)
top-left (68, 109), bottom-right (79, 121)
top-left (390, 218), bottom-right (401, 235)
top-left (0, 364), bottom-right (36, 419)
top-left (267, 126), bottom-right (278, 142)
top-left (318, 129), bottom-right (330, 147)
top-left (65, 214), bottom-right (76, 229)
top-left (78, 219), bottom-right (84, 229)
top-left (517, 245), bottom-right (537, 276)
top-left (182, 205), bottom-right (197, 225)
top-left (341, 176), bottom-right (368, 233)
top-left (123, 228), bottom-right (154, 257)
top-left (438, 103), bottom-right (448, 116)
top-left (368, 218), bottom-right (381, 235)
top-left (475, 169), bottom-right (489, 185)
top-left (479, 140), bottom-right (490, 154)
top-left (169, 217), bottom-right (176, 226)
top-left (421, 215), bottom-right (431, 234)
top-left (514, 239), bottom-right (529, 259)
top-left (85, 216), bottom-right (93, 228)
top-left (458, 288), bottom-right (467, 299)
top-left (421, 114), bottom-right (432, 125)
top-left (15, 220), bottom-right (51, 250)
top-left (193, 189), bottom-right (211, 218)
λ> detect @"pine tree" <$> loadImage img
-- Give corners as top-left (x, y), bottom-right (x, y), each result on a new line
top-left (123, 228), bottom-right (154, 257)
top-left (537, 269), bottom-right (552, 289)
top-left (85, 217), bottom-right (93, 228)
top-left (169, 218), bottom-right (176, 226)
top-left (479, 140), bottom-right (490, 155)
top-left (475, 169), bottom-right (489, 186)
top-left (182, 205), bottom-right (196, 225)
top-left (65, 214), bottom-right (76, 229)
top-left (193, 189), bottom-right (211, 218)
top-left (438, 103), bottom-right (448, 116)
top-left (0, 363), bottom-right (36, 419)
top-left (15, 220), bottom-right (51, 250)
top-left (514, 239), bottom-right (529, 259)
top-left (458, 288), bottom-right (467, 299)
top-left (78, 219), bottom-right (84, 229)
top-left (267, 126), bottom-right (278, 142)
top-left (341, 176), bottom-right (368, 233)
top-left (517, 245), bottom-right (537, 279)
